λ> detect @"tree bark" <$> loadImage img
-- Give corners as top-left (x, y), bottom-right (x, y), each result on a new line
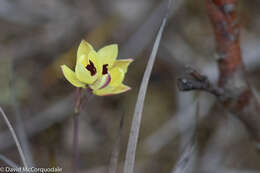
top-left (178, 0), bottom-right (260, 144)
top-left (207, 0), bottom-right (260, 142)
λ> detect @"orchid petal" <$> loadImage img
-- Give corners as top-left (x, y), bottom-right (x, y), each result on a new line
top-left (75, 60), bottom-right (98, 84)
top-left (97, 44), bottom-right (118, 68)
top-left (112, 59), bottom-right (133, 73)
top-left (89, 74), bottom-right (110, 90)
top-left (93, 84), bottom-right (131, 96)
top-left (77, 40), bottom-right (93, 63)
top-left (61, 65), bottom-right (85, 88)
top-left (88, 50), bottom-right (102, 76)
top-left (109, 67), bottom-right (125, 87)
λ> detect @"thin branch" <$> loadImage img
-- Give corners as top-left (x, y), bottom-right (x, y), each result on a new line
top-left (0, 154), bottom-right (20, 168)
top-left (0, 94), bottom-right (74, 150)
top-left (177, 65), bottom-right (260, 142)
top-left (123, 1), bottom-right (171, 173)
top-left (0, 107), bottom-right (28, 168)
top-left (177, 67), bottom-right (225, 99)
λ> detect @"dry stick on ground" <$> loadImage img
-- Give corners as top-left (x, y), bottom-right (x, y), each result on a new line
top-left (178, 0), bottom-right (260, 145)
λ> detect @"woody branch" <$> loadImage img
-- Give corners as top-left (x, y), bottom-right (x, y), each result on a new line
top-left (178, 0), bottom-right (260, 143)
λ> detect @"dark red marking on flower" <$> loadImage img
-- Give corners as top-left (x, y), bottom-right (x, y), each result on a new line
top-left (86, 60), bottom-right (97, 76)
top-left (102, 64), bottom-right (108, 74)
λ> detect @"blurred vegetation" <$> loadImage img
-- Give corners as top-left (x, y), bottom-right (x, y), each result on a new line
top-left (0, 0), bottom-right (260, 173)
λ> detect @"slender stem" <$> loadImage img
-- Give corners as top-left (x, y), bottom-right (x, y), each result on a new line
top-left (72, 88), bottom-right (82, 173)
top-left (73, 113), bottom-right (80, 173)
top-left (72, 88), bottom-right (87, 173)
top-left (0, 107), bottom-right (28, 168)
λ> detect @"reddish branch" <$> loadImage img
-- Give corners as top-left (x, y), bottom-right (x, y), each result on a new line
top-left (178, 0), bottom-right (260, 143)
top-left (206, 0), bottom-right (242, 85)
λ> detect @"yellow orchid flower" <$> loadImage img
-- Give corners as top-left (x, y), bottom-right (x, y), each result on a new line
top-left (61, 40), bottom-right (133, 96)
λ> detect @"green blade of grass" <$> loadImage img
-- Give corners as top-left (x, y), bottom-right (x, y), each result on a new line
top-left (123, 1), bottom-right (171, 173)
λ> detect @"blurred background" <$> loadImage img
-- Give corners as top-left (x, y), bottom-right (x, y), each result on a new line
top-left (0, 0), bottom-right (260, 172)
